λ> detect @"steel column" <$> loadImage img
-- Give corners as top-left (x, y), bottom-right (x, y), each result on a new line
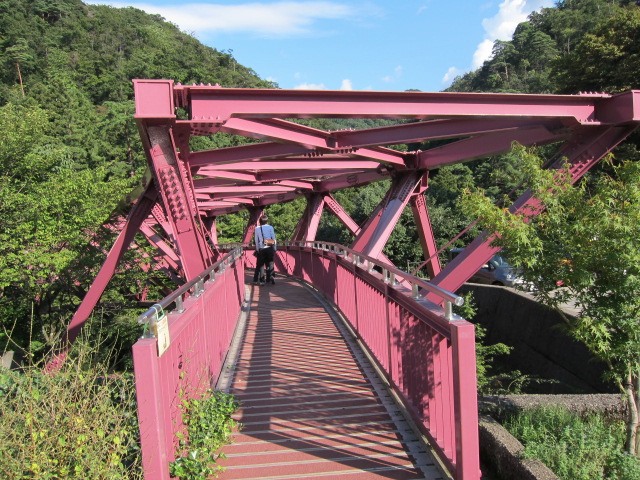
top-left (145, 126), bottom-right (213, 279)
top-left (291, 193), bottom-right (325, 242)
top-left (410, 193), bottom-right (441, 278)
top-left (242, 207), bottom-right (264, 245)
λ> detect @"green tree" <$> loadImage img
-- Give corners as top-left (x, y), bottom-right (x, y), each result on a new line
top-left (553, 6), bottom-right (640, 93)
top-left (0, 101), bottom-right (134, 353)
top-left (5, 38), bottom-right (33, 96)
top-left (460, 145), bottom-right (640, 456)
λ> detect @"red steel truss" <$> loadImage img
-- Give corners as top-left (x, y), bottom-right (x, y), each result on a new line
top-left (68, 80), bottom-right (640, 338)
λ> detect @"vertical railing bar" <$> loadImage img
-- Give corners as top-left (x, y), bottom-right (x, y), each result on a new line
top-left (444, 301), bottom-right (453, 321)
top-left (175, 295), bottom-right (184, 313)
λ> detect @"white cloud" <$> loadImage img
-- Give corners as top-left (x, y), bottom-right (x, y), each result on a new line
top-left (84, 1), bottom-right (355, 37)
top-left (441, 66), bottom-right (460, 86)
top-left (471, 0), bottom-right (554, 68)
top-left (294, 82), bottom-right (327, 90)
top-left (340, 79), bottom-right (353, 90)
top-left (472, 39), bottom-right (495, 69)
top-left (382, 65), bottom-right (403, 83)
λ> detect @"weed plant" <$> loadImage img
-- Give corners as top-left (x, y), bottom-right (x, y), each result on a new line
top-left (504, 406), bottom-right (640, 480)
top-left (170, 390), bottom-right (239, 479)
top-left (0, 337), bottom-right (141, 479)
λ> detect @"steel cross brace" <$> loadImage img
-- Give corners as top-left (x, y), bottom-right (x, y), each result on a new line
top-left (410, 192), bottom-right (441, 278)
top-left (202, 216), bottom-right (218, 246)
top-left (66, 183), bottom-right (158, 344)
top-left (323, 193), bottom-right (361, 236)
top-left (350, 171), bottom-right (424, 259)
top-left (323, 193), bottom-right (397, 268)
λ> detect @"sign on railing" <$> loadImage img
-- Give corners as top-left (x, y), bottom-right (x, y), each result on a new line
top-left (133, 247), bottom-right (245, 480)
top-left (137, 247), bottom-right (243, 345)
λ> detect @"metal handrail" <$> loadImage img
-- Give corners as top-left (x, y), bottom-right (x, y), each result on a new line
top-left (137, 247), bottom-right (243, 331)
top-left (213, 241), bottom-right (463, 319)
top-left (281, 241), bottom-right (464, 319)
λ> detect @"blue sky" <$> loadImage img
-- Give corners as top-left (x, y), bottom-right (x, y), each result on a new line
top-left (85, 0), bottom-right (555, 92)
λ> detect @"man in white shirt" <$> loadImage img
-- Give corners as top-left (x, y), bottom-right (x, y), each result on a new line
top-left (253, 216), bottom-right (276, 285)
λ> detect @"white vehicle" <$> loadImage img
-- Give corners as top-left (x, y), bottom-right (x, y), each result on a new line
top-left (449, 248), bottom-right (525, 287)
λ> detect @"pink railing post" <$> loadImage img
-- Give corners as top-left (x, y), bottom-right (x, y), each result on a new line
top-left (451, 321), bottom-right (481, 479)
top-left (133, 339), bottom-right (171, 480)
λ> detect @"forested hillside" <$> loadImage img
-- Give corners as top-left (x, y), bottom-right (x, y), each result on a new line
top-left (0, 0), bottom-right (273, 359)
top-left (1, 0), bottom-right (639, 361)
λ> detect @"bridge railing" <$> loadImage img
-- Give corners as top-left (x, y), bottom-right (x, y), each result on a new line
top-left (253, 241), bottom-right (480, 480)
top-left (132, 247), bottom-right (245, 480)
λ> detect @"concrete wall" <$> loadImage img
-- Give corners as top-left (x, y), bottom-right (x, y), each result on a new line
top-left (460, 284), bottom-right (613, 393)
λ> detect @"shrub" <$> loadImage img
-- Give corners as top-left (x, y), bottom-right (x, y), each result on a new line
top-left (504, 405), bottom-right (640, 480)
top-left (0, 340), bottom-right (141, 479)
top-left (170, 390), bottom-right (239, 479)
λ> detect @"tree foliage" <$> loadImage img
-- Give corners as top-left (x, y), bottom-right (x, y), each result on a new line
top-left (460, 145), bottom-right (640, 456)
top-left (1, 0), bottom-right (639, 385)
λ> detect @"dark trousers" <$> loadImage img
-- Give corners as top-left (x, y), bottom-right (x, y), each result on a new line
top-left (253, 246), bottom-right (275, 282)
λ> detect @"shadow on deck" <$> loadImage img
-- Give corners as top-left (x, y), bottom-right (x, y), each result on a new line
top-left (216, 274), bottom-right (448, 480)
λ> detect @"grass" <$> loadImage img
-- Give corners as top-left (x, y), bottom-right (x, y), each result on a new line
top-left (503, 405), bottom-right (640, 480)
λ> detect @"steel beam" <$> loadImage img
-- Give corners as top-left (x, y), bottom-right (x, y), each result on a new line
top-left (181, 86), bottom-right (617, 124)
top-left (189, 142), bottom-right (313, 168)
top-left (317, 170), bottom-right (391, 192)
top-left (417, 126), bottom-right (568, 169)
top-left (198, 158), bottom-right (382, 171)
top-left (334, 117), bottom-right (556, 149)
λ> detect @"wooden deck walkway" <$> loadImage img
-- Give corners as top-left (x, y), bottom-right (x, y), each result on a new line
top-left (216, 275), bottom-right (448, 480)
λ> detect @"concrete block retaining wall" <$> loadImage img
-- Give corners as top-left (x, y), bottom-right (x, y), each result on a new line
top-left (460, 284), bottom-right (613, 393)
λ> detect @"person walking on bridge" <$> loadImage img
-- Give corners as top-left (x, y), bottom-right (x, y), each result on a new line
top-left (253, 215), bottom-right (276, 285)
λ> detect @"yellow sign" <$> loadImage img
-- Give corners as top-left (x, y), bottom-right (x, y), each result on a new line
top-left (156, 316), bottom-right (170, 356)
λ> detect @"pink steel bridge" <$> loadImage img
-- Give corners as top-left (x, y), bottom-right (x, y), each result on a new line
top-left (67, 81), bottom-right (639, 479)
